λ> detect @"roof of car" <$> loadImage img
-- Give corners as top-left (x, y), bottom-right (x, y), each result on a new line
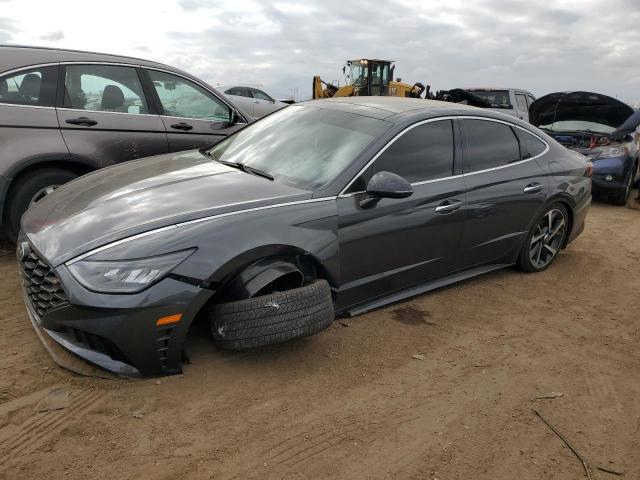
top-left (299, 96), bottom-right (479, 120)
top-left (0, 45), bottom-right (180, 75)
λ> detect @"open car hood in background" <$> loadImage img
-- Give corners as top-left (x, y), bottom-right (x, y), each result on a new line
top-left (529, 91), bottom-right (635, 135)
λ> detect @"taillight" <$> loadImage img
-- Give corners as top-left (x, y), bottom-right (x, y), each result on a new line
top-left (585, 162), bottom-right (593, 177)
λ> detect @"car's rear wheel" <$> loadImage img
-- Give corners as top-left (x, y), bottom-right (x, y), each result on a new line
top-left (517, 203), bottom-right (569, 273)
top-left (4, 168), bottom-right (78, 241)
top-left (209, 279), bottom-right (334, 350)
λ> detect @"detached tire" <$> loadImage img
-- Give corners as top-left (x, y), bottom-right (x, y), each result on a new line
top-left (209, 279), bottom-right (334, 350)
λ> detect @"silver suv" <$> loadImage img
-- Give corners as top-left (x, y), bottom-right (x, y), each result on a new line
top-left (0, 45), bottom-right (250, 240)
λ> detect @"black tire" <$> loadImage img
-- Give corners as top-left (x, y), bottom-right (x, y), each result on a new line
top-left (4, 168), bottom-right (78, 241)
top-left (517, 203), bottom-right (569, 273)
top-left (209, 279), bottom-right (334, 350)
top-left (611, 170), bottom-right (634, 206)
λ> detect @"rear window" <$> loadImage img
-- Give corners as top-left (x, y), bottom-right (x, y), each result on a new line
top-left (0, 66), bottom-right (57, 107)
top-left (463, 119), bottom-right (520, 172)
top-left (468, 90), bottom-right (512, 108)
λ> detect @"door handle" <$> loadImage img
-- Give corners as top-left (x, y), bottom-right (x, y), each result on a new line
top-left (254, 100), bottom-right (260, 104)
top-left (435, 199), bottom-right (463, 213)
top-left (523, 183), bottom-right (543, 194)
top-left (65, 117), bottom-right (97, 126)
top-left (170, 122), bottom-right (193, 131)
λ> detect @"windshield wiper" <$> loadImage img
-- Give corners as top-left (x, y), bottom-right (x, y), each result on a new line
top-left (208, 154), bottom-right (274, 181)
top-left (242, 164), bottom-right (274, 180)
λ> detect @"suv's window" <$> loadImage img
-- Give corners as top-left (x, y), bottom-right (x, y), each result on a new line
top-left (0, 66), bottom-right (57, 107)
top-left (463, 119), bottom-right (520, 172)
top-left (346, 120), bottom-right (455, 193)
top-left (149, 70), bottom-right (231, 122)
top-left (514, 128), bottom-right (546, 159)
top-left (526, 94), bottom-right (536, 108)
top-left (63, 65), bottom-right (148, 114)
top-left (515, 93), bottom-right (528, 112)
top-left (252, 89), bottom-right (274, 102)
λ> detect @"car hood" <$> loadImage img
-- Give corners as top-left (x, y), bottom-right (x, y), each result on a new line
top-left (22, 150), bottom-right (311, 266)
top-left (529, 91), bottom-right (635, 133)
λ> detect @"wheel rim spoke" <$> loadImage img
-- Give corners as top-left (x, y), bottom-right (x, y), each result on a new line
top-left (530, 208), bottom-right (565, 268)
top-left (549, 219), bottom-right (565, 239)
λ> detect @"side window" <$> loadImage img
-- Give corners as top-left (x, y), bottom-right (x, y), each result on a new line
top-left (514, 128), bottom-right (546, 159)
top-left (0, 66), bottom-right (57, 107)
top-left (64, 65), bottom-right (148, 114)
top-left (515, 94), bottom-right (528, 112)
top-left (149, 70), bottom-right (231, 122)
top-left (226, 87), bottom-right (251, 97)
top-left (346, 120), bottom-right (454, 193)
top-left (463, 119), bottom-right (520, 173)
top-left (251, 89), bottom-right (274, 102)
top-left (526, 95), bottom-right (536, 108)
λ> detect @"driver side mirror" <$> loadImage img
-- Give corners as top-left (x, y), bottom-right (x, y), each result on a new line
top-left (360, 171), bottom-right (413, 207)
top-left (366, 171), bottom-right (413, 198)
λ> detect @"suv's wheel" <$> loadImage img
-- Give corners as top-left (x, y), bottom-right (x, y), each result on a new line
top-left (517, 203), bottom-right (569, 273)
top-left (611, 169), bottom-right (634, 206)
top-left (209, 279), bottom-right (334, 350)
top-left (4, 168), bottom-right (78, 241)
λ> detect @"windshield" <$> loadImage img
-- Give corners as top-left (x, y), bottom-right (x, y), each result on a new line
top-left (349, 62), bottom-right (369, 87)
top-left (539, 120), bottom-right (615, 135)
top-left (468, 90), bottom-right (512, 108)
top-left (208, 106), bottom-right (390, 190)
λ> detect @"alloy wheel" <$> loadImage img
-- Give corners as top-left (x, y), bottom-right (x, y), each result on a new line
top-left (29, 185), bottom-right (60, 208)
top-left (529, 208), bottom-right (566, 269)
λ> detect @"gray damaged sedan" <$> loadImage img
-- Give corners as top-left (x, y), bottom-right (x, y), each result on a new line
top-left (19, 97), bottom-right (591, 377)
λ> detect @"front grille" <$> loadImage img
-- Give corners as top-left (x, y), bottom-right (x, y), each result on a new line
top-left (20, 248), bottom-right (68, 317)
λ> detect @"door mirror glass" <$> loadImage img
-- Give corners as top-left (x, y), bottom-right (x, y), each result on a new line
top-left (366, 171), bottom-right (413, 199)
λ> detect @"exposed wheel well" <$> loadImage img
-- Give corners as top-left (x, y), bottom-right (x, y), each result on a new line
top-left (211, 251), bottom-right (333, 304)
top-left (557, 199), bottom-right (574, 248)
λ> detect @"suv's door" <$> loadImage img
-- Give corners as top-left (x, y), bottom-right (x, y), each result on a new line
top-left (56, 64), bottom-right (168, 168)
top-left (337, 119), bottom-right (466, 308)
top-left (458, 118), bottom-right (549, 268)
top-left (0, 65), bottom-right (66, 176)
top-left (514, 92), bottom-right (530, 122)
top-left (146, 70), bottom-right (246, 152)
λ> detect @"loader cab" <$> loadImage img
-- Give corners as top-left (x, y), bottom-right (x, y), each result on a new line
top-left (345, 59), bottom-right (392, 96)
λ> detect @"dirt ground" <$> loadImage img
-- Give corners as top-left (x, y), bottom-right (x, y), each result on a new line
top-left (1, 195), bottom-right (639, 480)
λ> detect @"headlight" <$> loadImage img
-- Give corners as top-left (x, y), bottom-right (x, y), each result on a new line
top-left (67, 249), bottom-right (195, 293)
top-left (599, 145), bottom-right (629, 158)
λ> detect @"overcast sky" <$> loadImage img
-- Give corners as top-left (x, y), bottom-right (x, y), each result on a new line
top-left (1, 0), bottom-right (638, 103)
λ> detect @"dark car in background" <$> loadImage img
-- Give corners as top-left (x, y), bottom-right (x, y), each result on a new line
top-left (0, 45), bottom-right (250, 240)
top-left (19, 97), bottom-right (591, 377)
top-left (530, 91), bottom-right (640, 205)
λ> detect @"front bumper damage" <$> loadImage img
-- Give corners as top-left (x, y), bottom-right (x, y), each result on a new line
top-left (19, 241), bottom-right (213, 377)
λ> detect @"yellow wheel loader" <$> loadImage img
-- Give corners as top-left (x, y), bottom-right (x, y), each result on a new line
top-left (312, 59), bottom-right (425, 99)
